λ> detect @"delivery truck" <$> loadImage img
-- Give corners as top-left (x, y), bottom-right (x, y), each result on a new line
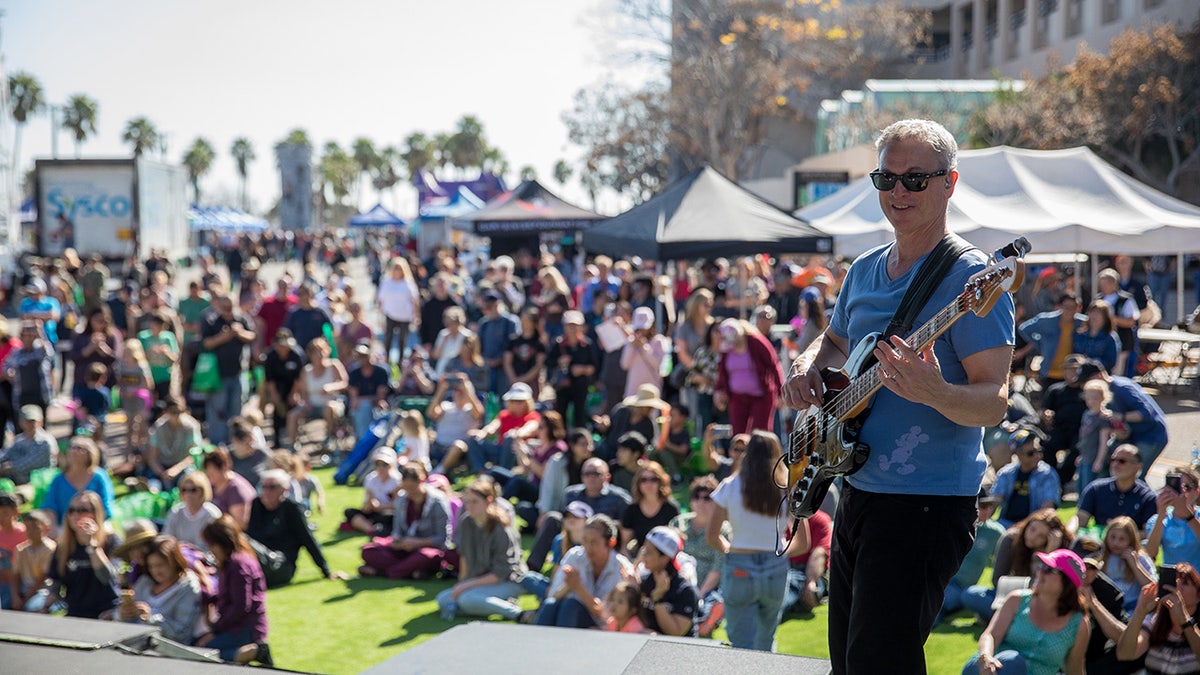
top-left (34, 157), bottom-right (189, 261)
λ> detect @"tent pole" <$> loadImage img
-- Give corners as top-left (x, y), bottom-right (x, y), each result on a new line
top-left (1178, 253), bottom-right (1186, 328)
top-left (1090, 252), bottom-right (1098, 300)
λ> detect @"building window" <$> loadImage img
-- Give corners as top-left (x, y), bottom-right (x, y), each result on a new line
top-left (1065, 0), bottom-right (1083, 37)
top-left (1102, 0), bottom-right (1121, 23)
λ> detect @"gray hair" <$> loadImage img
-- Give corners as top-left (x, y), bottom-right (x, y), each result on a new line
top-left (876, 119), bottom-right (958, 171)
top-left (259, 469), bottom-right (292, 490)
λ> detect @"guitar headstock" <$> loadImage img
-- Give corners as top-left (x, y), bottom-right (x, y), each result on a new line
top-left (961, 256), bottom-right (1025, 317)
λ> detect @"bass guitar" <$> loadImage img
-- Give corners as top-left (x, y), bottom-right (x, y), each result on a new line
top-left (783, 243), bottom-right (1028, 520)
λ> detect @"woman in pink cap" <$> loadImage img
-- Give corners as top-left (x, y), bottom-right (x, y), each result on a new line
top-left (965, 548), bottom-right (1090, 675)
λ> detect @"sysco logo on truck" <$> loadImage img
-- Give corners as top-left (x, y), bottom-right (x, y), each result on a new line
top-left (45, 187), bottom-right (133, 220)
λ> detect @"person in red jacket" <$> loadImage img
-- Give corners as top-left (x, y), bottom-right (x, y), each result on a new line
top-left (714, 319), bottom-right (783, 434)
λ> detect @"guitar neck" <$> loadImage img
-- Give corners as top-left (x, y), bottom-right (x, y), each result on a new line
top-left (829, 298), bottom-right (966, 422)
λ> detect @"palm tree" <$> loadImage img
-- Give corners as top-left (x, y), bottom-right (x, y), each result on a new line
top-left (121, 117), bottom-right (160, 157)
top-left (552, 159), bottom-right (573, 186)
top-left (448, 115), bottom-right (486, 172)
top-left (401, 132), bottom-right (434, 180)
top-left (9, 71), bottom-right (46, 172)
top-left (182, 137), bottom-right (216, 204)
top-left (61, 94), bottom-right (99, 158)
top-left (351, 137), bottom-right (377, 208)
top-left (519, 165), bottom-right (537, 181)
top-left (371, 145), bottom-right (403, 208)
top-left (230, 137), bottom-right (256, 210)
top-left (318, 141), bottom-right (357, 223)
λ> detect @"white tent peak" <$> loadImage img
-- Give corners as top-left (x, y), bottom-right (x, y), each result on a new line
top-left (798, 145), bottom-right (1200, 257)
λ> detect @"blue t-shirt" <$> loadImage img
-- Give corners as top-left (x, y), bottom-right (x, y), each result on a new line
top-left (41, 470), bottom-right (116, 524)
top-left (1147, 510), bottom-right (1200, 568)
top-left (829, 243), bottom-right (1015, 496)
top-left (18, 297), bottom-right (62, 345)
top-left (1077, 477), bottom-right (1157, 530)
top-left (1106, 376), bottom-right (1168, 448)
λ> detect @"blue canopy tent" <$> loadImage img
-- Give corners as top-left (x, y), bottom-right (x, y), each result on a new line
top-left (415, 187), bottom-right (485, 256)
top-left (349, 204), bottom-right (407, 229)
top-left (188, 206), bottom-right (268, 232)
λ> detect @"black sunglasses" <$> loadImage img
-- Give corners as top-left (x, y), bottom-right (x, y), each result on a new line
top-left (869, 169), bottom-right (949, 192)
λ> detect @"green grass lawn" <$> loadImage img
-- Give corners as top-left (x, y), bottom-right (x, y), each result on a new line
top-left (263, 466), bottom-right (988, 673)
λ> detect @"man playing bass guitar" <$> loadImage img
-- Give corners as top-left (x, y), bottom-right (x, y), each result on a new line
top-left (782, 119), bottom-right (1016, 675)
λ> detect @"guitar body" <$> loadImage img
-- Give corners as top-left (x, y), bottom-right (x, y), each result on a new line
top-left (785, 333), bottom-right (877, 520)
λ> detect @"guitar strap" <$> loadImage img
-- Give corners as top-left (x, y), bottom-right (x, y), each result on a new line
top-left (860, 233), bottom-right (978, 373)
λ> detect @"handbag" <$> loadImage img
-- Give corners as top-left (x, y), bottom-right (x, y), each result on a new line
top-left (190, 352), bottom-right (221, 393)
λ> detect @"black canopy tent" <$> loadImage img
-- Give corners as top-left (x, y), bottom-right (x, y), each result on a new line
top-left (453, 179), bottom-right (603, 256)
top-left (582, 165), bottom-right (833, 260)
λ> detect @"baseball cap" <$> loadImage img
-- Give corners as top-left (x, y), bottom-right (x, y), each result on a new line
top-left (480, 289), bottom-right (502, 302)
top-left (19, 405), bottom-right (43, 422)
top-left (371, 447), bottom-right (397, 465)
top-left (502, 382), bottom-right (534, 402)
top-left (0, 493), bottom-right (18, 509)
top-left (1062, 353), bottom-right (1088, 368)
top-left (562, 310), bottom-right (585, 325)
top-left (425, 473), bottom-right (451, 491)
top-left (565, 501), bottom-right (594, 519)
top-left (274, 327), bottom-right (295, 343)
top-left (1009, 427), bottom-right (1041, 452)
top-left (354, 342), bottom-right (372, 356)
top-left (24, 279), bottom-right (47, 294)
top-left (631, 307), bottom-right (654, 331)
top-left (1035, 549), bottom-right (1085, 589)
top-left (646, 526), bottom-right (682, 560)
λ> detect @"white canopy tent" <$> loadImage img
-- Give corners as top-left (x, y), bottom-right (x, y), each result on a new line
top-left (797, 145), bottom-right (1200, 319)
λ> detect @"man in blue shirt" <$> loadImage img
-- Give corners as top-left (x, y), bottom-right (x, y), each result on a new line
top-left (17, 280), bottom-right (61, 346)
top-left (783, 119), bottom-right (1015, 675)
top-left (990, 426), bottom-right (1061, 527)
top-left (475, 290), bottom-right (519, 395)
top-left (1078, 359), bottom-right (1168, 478)
top-left (1068, 443), bottom-right (1157, 536)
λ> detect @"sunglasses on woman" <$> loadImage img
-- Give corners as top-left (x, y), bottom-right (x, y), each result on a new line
top-left (869, 169), bottom-right (949, 192)
top-left (67, 506), bottom-right (94, 514)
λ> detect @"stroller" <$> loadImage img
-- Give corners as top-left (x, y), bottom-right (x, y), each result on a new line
top-left (332, 403), bottom-right (410, 486)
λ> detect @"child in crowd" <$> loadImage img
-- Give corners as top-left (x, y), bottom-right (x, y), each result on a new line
top-left (267, 451), bottom-right (305, 504)
top-left (1075, 379), bottom-right (1113, 494)
top-left (604, 581), bottom-right (647, 634)
top-left (296, 455), bottom-right (325, 516)
top-left (521, 500), bottom-right (592, 598)
top-left (1099, 515), bottom-right (1156, 614)
top-left (396, 411), bottom-right (431, 471)
top-left (11, 510), bottom-right (55, 611)
top-left (651, 402), bottom-right (692, 484)
top-left (116, 339), bottom-right (154, 456)
top-left (238, 409), bottom-right (271, 450)
top-left (75, 363), bottom-right (110, 436)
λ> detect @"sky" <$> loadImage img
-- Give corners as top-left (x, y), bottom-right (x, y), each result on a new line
top-left (0, 0), bottom-right (654, 218)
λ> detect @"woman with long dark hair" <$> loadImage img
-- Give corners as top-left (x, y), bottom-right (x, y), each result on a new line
top-left (961, 508), bottom-right (1073, 622)
top-left (619, 461), bottom-right (679, 557)
top-left (436, 478), bottom-right (527, 621)
top-left (197, 516), bottom-right (271, 666)
top-left (1073, 299), bottom-right (1120, 373)
top-left (1117, 562), bottom-right (1200, 674)
top-left (707, 431), bottom-right (788, 651)
top-left (48, 490), bottom-right (119, 618)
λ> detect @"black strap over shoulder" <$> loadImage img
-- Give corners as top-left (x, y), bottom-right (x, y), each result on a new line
top-left (883, 233), bottom-right (977, 341)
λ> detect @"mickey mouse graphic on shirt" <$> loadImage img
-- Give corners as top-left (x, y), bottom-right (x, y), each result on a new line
top-left (878, 425), bottom-right (929, 476)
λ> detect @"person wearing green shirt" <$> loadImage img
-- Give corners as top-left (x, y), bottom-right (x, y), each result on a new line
top-left (139, 313), bottom-right (180, 403)
top-left (177, 281), bottom-right (211, 393)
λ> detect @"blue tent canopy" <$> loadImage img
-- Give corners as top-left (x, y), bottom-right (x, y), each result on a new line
top-left (418, 187), bottom-right (484, 220)
top-left (349, 204), bottom-right (407, 228)
top-left (189, 206), bottom-right (268, 232)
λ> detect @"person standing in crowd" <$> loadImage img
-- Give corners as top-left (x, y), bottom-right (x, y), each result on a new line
top-left (377, 257), bottom-right (421, 366)
top-left (1077, 359), bottom-right (1169, 478)
top-left (476, 290), bottom-right (520, 396)
top-left (1073, 300), bottom-right (1120, 374)
top-left (707, 431), bottom-right (789, 651)
top-left (621, 307), bottom-right (666, 398)
top-left (1019, 293), bottom-right (1087, 388)
top-left (282, 283), bottom-right (333, 359)
top-left (436, 478), bottom-right (527, 622)
top-left (200, 294), bottom-right (255, 446)
top-left (419, 274), bottom-right (460, 352)
top-left (347, 343), bottom-right (391, 440)
top-left (674, 289), bottom-right (715, 420)
top-left (783, 119), bottom-right (1015, 674)
top-left (4, 322), bottom-right (55, 424)
top-left (69, 307), bottom-right (121, 401)
top-left (504, 307), bottom-right (546, 401)
top-left (1095, 268), bottom-right (1141, 378)
top-left (255, 277), bottom-right (296, 355)
top-left (260, 328), bottom-right (305, 449)
top-left (714, 319), bottom-right (782, 435)
top-left (547, 310), bottom-right (600, 429)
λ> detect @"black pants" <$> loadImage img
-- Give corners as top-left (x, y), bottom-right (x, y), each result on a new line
top-left (526, 511), bottom-right (563, 574)
top-left (554, 384), bottom-right (589, 430)
top-left (828, 483), bottom-right (976, 675)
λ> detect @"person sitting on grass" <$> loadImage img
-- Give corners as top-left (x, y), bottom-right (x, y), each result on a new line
top-left (342, 447), bottom-right (400, 537)
top-left (163, 471), bottom-right (222, 552)
top-left (10, 509), bottom-right (55, 612)
top-left (781, 506), bottom-right (833, 616)
top-left (1068, 443), bottom-right (1157, 539)
top-left (649, 402), bottom-right (692, 484)
top-left (110, 535), bottom-right (203, 645)
top-left (436, 478), bottom-right (527, 622)
top-left (1116, 565), bottom-right (1200, 672)
top-left (359, 463), bottom-right (453, 580)
top-left (637, 526), bottom-right (699, 638)
top-left (0, 404), bottom-right (57, 487)
top-left (963, 548), bottom-right (1090, 675)
top-left (521, 500), bottom-right (592, 600)
top-left (603, 580), bottom-right (647, 633)
top-left (144, 396), bottom-right (202, 491)
top-left (990, 426), bottom-right (1061, 528)
top-left (962, 508), bottom-right (1074, 624)
top-left (197, 516), bottom-right (272, 666)
top-left (41, 436), bottom-right (115, 525)
top-left (48, 490), bottom-right (120, 619)
top-left (531, 513), bottom-right (634, 628)
top-left (937, 490), bottom-right (1006, 624)
top-left (203, 448), bottom-right (256, 530)
top-left (462, 382), bottom-right (540, 473)
top-left (670, 475), bottom-right (729, 637)
top-left (620, 461), bottom-right (680, 558)
top-left (610, 431), bottom-right (648, 494)
top-left (245, 469), bottom-right (343, 588)
top-left (525, 457), bottom-right (632, 575)
top-left (427, 373), bottom-right (484, 475)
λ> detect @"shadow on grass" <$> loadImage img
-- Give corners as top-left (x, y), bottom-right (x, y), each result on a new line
top-left (932, 614), bottom-right (986, 636)
top-left (325, 577), bottom-right (446, 604)
top-left (322, 530), bottom-right (371, 547)
top-left (380, 612), bottom-right (459, 647)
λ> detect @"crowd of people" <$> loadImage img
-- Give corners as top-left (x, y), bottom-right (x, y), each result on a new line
top-left (0, 119), bottom-right (1198, 671)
